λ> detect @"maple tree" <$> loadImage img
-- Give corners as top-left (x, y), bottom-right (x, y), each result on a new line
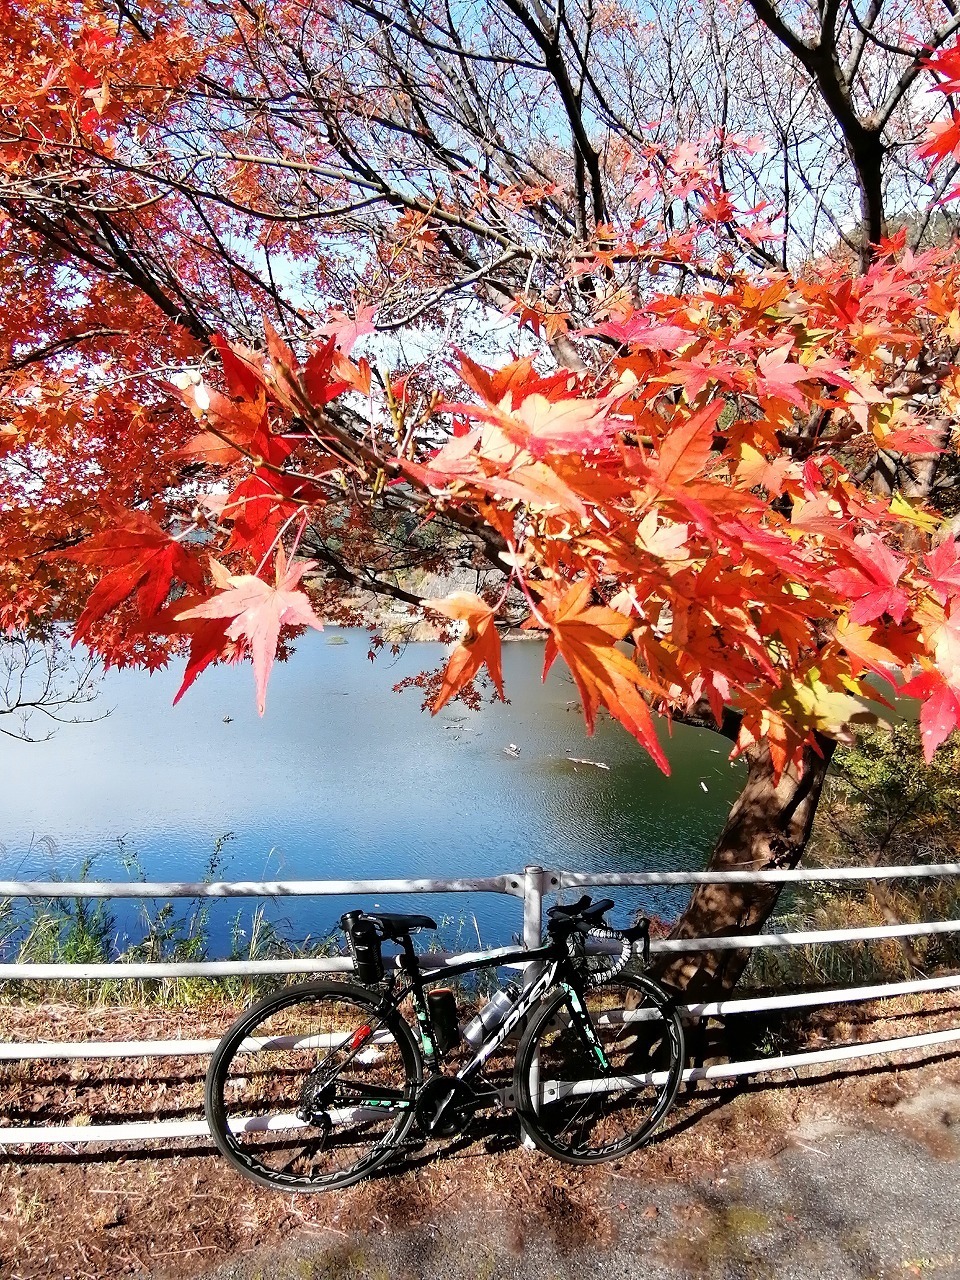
top-left (7, 0), bottom-right (960, 995)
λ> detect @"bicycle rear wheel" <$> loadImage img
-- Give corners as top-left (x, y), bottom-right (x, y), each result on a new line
top-left (514, 975), bottom-right (684, 1164)
top-left (205, 979), bottom-right (422, 1192)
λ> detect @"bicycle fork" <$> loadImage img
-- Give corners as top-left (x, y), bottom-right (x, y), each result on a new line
top-left (560, 984), bottom-right (614, 1074)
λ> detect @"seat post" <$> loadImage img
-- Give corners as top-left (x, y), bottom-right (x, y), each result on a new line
top-left (397, 931), bottom-right (421, 976)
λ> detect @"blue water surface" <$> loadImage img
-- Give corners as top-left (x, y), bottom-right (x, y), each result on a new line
top-left (1, 632), bottom-right (744, 951)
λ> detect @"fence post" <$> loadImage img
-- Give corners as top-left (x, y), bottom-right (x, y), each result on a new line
top-left (523, 864), bottom-right (544, 956)
top-left (521, 864), bottom-right (546, 1150)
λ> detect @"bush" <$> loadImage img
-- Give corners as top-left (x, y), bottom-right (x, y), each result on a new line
top-left (744, 725), bottom-right (960, 990)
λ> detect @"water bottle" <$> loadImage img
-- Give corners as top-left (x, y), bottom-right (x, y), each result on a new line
top-left (460, 982), bottom-right (520, 1048)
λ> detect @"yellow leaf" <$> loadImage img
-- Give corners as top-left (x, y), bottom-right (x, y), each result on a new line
top-left (771, 670), bottom-right (881, 743)
top-left (889, 492), bottom-right (940, 535)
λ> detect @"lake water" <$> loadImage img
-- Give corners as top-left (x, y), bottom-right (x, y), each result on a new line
top-left (0, 632), bottom-right (744, 952)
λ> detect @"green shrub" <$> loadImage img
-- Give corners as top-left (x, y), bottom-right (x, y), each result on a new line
top-left (744, 724), bottom-right (960, 991)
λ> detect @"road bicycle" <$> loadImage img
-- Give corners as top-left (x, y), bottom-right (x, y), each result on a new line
top-left (204, 895), bottom-right (685, 1192)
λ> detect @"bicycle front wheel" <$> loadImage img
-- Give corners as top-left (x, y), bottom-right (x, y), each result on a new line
top-left (205, 979), bottom-right (422, 1192)
top-left (514, 975), bottom-right (684, 1164)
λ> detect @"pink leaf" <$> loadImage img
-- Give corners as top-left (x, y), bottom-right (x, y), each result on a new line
top-left (317, 305), bottom-right (377, 355)
top-left (924, 539), bottom-right (960, 604)
top-left (176, 548), bottom-right (323, 714)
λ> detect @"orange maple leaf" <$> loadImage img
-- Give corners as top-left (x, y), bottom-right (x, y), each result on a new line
top-left (426, 592), bottom-right (505, 712)
top-left (539, 580), bottom-right (669, 772)
top-left (636, 399), bottom-right (725, 498)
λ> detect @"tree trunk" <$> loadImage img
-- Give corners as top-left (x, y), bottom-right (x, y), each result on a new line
top-left (653, 732), bottom-right (836, 998)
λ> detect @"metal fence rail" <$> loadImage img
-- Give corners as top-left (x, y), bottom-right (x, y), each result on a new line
top-left (0, 873), bottom-right (526, 900)
top-left (1, 862), bottom-right (959, 1148)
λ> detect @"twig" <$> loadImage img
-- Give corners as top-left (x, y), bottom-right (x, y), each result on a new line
top-left (286, 1201), bottom-right (350, 1237)
top-left (151, 1245), bottom-right (220, 1256)
top-left (89, 1189), bottom-right (148, 1196)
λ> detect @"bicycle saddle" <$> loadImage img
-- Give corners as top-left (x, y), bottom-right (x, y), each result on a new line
top-left (365, 911), bottom-right (437, 940)
top-left (547, 895), bottom-right (614, 927)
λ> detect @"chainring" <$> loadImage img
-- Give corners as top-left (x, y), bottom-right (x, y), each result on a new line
top-left (414, 1077), bottom-right (481, 1137)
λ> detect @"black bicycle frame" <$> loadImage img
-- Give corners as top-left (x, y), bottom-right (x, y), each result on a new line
top-left (380, 932), bottom-right (613, 1084)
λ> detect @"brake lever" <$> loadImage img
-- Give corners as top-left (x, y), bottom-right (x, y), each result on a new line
top-left (626, 917), bottom-right (651, 965)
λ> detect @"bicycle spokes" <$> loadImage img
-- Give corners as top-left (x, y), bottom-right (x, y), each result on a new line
top-left (210, 987), bottom-right (419, 1189)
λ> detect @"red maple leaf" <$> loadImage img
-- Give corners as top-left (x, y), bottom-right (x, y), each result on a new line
top-left (924, 41), bottom-right (960, 93)
top-left (827, 534), bottom-right (911, 624)
top-left (173, 350), bottom-right (291, 469)
top-left (917, 113), bottom-right (960, 169)
top-left (880, 415), bottom-right (946, 455)
top-left (150, 593), bottom-right (234, 706)
top-left (899, 668), bottom-right (960, 760)
top-left (584, 316), bottom-right (695, 351)
top-left (211, 334), bottom-right (266, 401)
top-left (175, 546), bottom-right (323, 713)
top-left (700, 189), bottom-right (737, 223)
top-left (58, 510), bottom-right (204, 642)
top-left (303, 338), bottom-right (352, 406)
top-left (653, 355), bottom-right (742, 399)
top-left (455, 353), bottom-right (573, 410)
top-left (217, 474), bottom-right (303, 561)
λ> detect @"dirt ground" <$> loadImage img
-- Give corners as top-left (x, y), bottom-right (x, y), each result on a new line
top-left (1, 992), bottom-right (959, 1280)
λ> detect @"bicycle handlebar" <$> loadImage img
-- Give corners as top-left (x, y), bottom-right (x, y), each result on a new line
top-left (546, 894), bottom-right (651, 967)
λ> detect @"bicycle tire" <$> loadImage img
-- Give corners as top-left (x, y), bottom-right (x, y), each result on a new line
top-left (513, 974), bottom-right (684, 1164)
top-left (205, 979), bottom-right (422, 1192)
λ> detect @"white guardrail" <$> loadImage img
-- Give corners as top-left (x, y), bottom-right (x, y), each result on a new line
top-left (1, 863), bottom-right (959, 1147)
